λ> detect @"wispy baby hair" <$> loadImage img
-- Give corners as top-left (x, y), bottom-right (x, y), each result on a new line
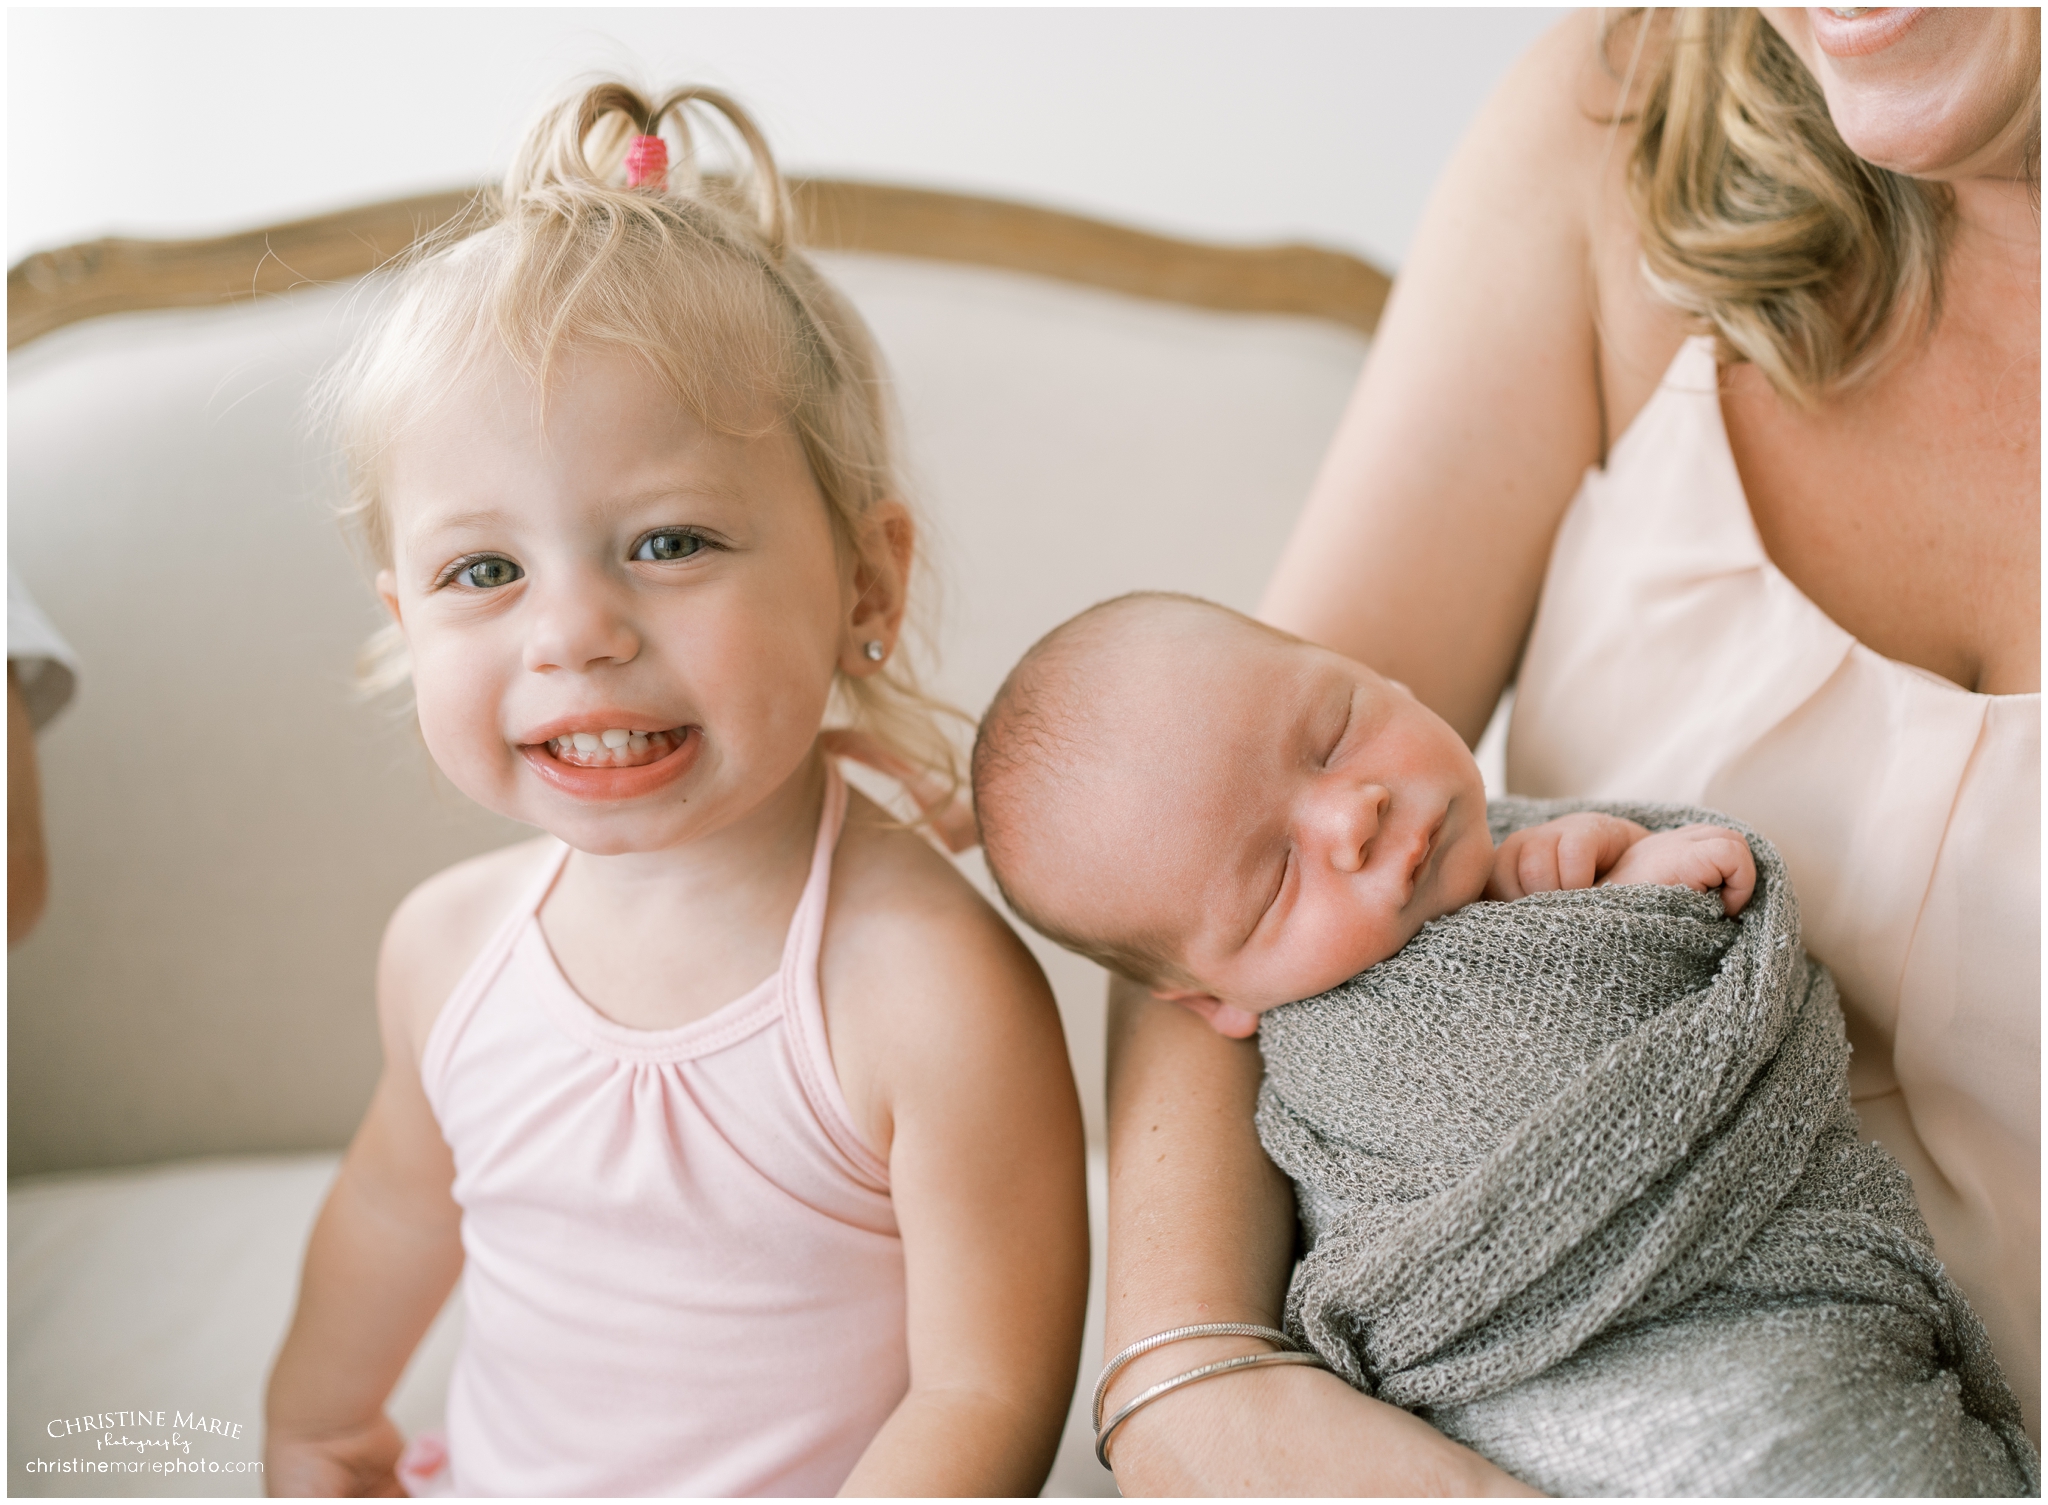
top-left (322, 76), bottom-right (963, 797)
top-left (973, 591), bottom-right (1247, 987)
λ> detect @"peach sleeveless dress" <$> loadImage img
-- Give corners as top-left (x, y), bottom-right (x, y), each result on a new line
top-left (399, 764), bottom-right (909, 1496)
top-left (1508, 335), bottom-right (2040, 1435)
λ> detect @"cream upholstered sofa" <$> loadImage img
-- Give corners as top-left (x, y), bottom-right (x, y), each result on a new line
top-left (7, 183), bottom-right (1383, 1496)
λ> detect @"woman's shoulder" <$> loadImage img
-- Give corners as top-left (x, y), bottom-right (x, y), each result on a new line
top-left (1473, 10), bottom-right (1666, 171)
top-left (1476, 9), bottom-right (1694, 440)
top-left (379, 835), bottom-right (559, 1061)
top-left (1260, 8), bottom-right (1689, 732)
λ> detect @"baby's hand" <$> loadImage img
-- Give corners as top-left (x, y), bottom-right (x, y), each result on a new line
top-left (1598, 823), bottom-right (1756, 916)
top-left (1486, 812), bottom-right (1649, 902)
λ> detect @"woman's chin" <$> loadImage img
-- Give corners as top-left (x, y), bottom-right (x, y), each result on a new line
top-left (1802, 12), bottom-right (2039, 179)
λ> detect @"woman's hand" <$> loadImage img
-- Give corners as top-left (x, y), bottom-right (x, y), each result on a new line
top-left (1104, 980), bottom-right (1538, 1495)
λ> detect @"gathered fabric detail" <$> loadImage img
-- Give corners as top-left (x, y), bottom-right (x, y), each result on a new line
top-left (414, 763), bottom-right (908, 1496)
top-left (1508, 336), bottom-right (2040, 1433)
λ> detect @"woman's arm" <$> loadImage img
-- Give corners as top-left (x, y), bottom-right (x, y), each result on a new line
top-left (1100, 982), bottom-right (1537, 1496)
top-left (1261, 11), bottom-right (1678, 743)
top-left (1099, 25), bottom-right (1673, 1491)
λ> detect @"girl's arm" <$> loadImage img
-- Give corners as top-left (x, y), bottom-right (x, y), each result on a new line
top-left (827, 829), bottom-right (1089, 1496)
top-left (264, 865), bottom-right (497, 1496)
top-left (264, 1065), bottom-right (463, 1495)
top-left (1100, 983), bottom-right (1538, 1495)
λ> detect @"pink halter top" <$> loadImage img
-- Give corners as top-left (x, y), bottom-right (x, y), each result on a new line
top-left (405, 764), bottom-right (908, 1495)
top-left (1509, 336), bottom-right (2040, 1432)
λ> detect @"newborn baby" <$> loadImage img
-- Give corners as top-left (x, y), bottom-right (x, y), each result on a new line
top-left (972, 590), bottom-right (1752, 1029)
top-left (974, 592), bottom-right (2035, 1497)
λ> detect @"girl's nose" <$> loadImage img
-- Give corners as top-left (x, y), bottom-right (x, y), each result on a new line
top-left (521, 575), bottom-right (640, 674)
top-left (1309, 777), bottom-right (1390, 874)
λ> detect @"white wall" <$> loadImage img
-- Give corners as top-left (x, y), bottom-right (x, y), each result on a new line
top-left (9, 7), bottom-right (1563, 271)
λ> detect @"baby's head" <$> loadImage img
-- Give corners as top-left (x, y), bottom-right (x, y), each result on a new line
top-left (974, 594), bottom-right (1495, 1035)
top-left (323, 80), bottom-right (958, 850)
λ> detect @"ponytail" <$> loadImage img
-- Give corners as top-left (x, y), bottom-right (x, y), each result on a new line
top-left (504, 81), bottom-right (792, 258)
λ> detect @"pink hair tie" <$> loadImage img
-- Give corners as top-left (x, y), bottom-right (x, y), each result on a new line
top-left (625, 133), bottom-right (668, 191)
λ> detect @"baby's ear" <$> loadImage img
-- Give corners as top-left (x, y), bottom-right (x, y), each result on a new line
top-left (1151, 986), bottom-right (1262, 1040)
top-left (375, 569), bottom-right (402, 624)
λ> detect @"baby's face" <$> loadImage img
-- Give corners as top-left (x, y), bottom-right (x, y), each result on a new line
top-left (1031, 609), bottom-right (1494, 1021)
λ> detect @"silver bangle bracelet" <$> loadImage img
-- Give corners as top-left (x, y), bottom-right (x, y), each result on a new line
top-left (1094, 1349), bottom-right (1330, 1471)
top-left (1091, 1321), bottom-right (1297, 1431)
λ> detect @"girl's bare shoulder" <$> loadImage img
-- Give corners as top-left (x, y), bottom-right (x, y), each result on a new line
top-left (378, 835), bottom-right (560, 1061)
top-left (820, 790), bottom-right (1068, 1152)
top-left (823, 791), bottom-right (1046, 1001)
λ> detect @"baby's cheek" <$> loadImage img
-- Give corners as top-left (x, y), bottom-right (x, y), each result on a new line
top-left (1441, 822), bottom-right (1498, 906)
top-left (1297, 907), bottom-right (1409, 999)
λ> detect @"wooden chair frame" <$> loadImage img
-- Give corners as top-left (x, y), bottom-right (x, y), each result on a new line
top-left (8, 179), bottom-right (1389, 351)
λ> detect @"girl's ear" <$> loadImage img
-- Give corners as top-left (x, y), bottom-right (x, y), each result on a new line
top-left (376, 569), bottom-right (403, 625)
top-left (839, 501), bottom-right (914, 678)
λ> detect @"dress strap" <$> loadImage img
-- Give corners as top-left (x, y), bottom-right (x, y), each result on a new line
top-left (780, 761), bottom-right (891, 1187)
top-left (419, 841), bottom-right (573, 1106)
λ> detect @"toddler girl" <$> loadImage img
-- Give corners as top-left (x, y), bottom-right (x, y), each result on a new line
top-left (264, 81), bottom-right (1087, 1497)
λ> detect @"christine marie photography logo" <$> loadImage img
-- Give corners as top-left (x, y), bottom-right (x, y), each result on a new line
top-left (25, 1409), bottom-right (263, 1481)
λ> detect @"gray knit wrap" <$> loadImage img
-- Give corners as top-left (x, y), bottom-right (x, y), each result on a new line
top-left (1255, 797), bottom-right (2038, 1496)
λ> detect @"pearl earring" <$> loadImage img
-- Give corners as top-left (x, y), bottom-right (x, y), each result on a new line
top-left (862, 640), bottom-right (885, 662)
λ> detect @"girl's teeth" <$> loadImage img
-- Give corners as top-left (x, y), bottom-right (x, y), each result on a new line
top-left (546, 728), bottom-right (678, 762)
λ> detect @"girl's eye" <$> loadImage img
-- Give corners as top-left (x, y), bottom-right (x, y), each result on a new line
top-left (453, 557), bottom-right (522, 590)
top-left (633, 530), bottom-right (704, 563)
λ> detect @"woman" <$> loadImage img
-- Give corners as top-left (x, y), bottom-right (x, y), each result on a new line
top-left (1101, 8), bottom-right (2038, 1492)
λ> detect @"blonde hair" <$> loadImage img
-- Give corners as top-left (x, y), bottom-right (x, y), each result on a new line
top-left (1618, 9), bottom-right (2036, 406)
top-left (324, 78), bottom-right (964, 796)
